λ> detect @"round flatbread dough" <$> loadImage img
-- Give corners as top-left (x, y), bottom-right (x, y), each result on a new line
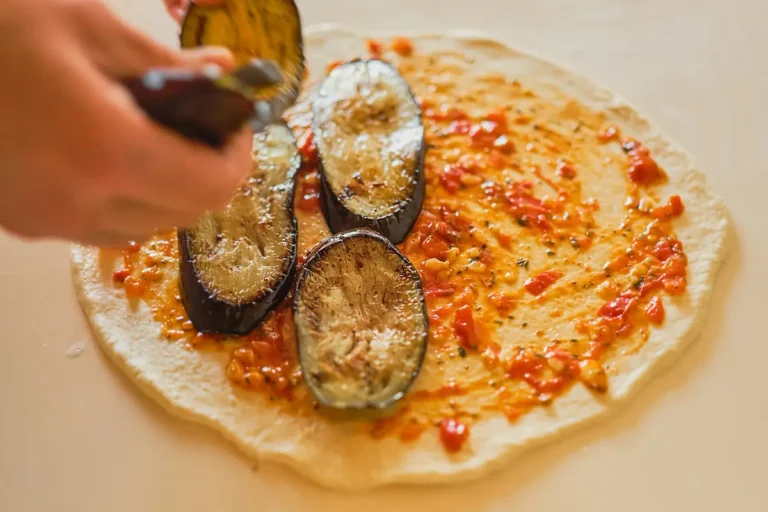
top-left (71, 26), bottom-right (730, 490)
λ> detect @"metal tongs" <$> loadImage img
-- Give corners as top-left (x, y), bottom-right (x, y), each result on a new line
top-left (122, 59), bottom-right (285, 148)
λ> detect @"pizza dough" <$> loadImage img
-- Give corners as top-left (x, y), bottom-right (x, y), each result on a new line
top-left (70, 26), bottom-right (730, 490)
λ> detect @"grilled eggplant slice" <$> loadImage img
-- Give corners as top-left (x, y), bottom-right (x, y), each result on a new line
top-left (180, 0), bottom-right (304, 117)
top-left (294, 229), bottom-right (428, 409)
top-left (179, 123), bottom-right (300, 335)
top-left (312, 60), bottom-right (426, 244)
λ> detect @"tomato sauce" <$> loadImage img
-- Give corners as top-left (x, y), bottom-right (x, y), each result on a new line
top-left (111, 37), bottom-right (690, 454)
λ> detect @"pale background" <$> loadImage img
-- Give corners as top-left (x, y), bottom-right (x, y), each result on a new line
top-left (1, 0), bottom-right (766, 510)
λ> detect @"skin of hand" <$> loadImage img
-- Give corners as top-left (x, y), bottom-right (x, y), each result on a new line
top-left (164, 0), bottom-right (227, 23)
top-left (0, 0), bottom-right (252, 247)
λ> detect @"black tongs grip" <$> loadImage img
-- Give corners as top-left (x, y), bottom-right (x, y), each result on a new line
top-left (122, 59), bottom-right (283, 148)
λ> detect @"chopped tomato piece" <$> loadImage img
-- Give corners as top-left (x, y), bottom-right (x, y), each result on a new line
top-left (524, 270), bottom-right (563, 296)
top-left (623, 139), bottom-right (662, 185)
top-left (646, 296), bottom-right (665, 324)
top-left (669, 195), bottom-right (685, 216)
top-left (366, 39), bottom-right (384, 57)
top-left (556, 160), bottom-right (576, 179)
top-left (453, 305), bottom-right (480, 349)
top-left (325, 59), bottom-right (343, 74)
top-left (455, 284), bottom-right (478, 307)
top-left (662, 254), bottom-right (687, 278)
top-left (484, 109), bottom-right (509, 131)
top-left (469, 121), bottom-right (513, 152)
top-left (653, 240), bottom-right (674, 261)
top-left (651, 194), bottom-right (686, 218)
top-left (390, 37), bottom-right (414, 56)
top-left (420, 235), bottom-right (451, 259)
top-left (598, 292), bottom-right (638, 319)
top-left (497, 231), bottom-right (512, 248)
top-left (597, 126), bottom-right (620, 142)
top-left (123, 276), bottom-right (144, 298)
top-left (486, 150), bottom-right (510, 169)
top-left (429, 305), bottom-right (454, 323)
top-left (124, 241), bottom-right (140, 253)
top-left (424, 282), bottom-right (456, 299)
top-left (488, 292), bottom-right (515, 312)
top-left (439, 418), bottom-right (469, 453)
top-left (663, 277), bottom-right (686, 295)
top-left (638, 277), bottom-right (664, 297)
top-left (479, 249), bottom-right (493, 265)
top-left (439, 165), bottom-right (466, 193)
top-left (447, 119), bottom-right (471, 134)
top-left (113, 268), bottom-right (130, 283)
top-left (298, 131), bottom-right (318, 167)
top-left (505, 182), bottom-right (552, 230)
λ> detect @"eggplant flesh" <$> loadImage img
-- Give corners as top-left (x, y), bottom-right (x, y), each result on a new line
top-left (294, 229), bottom-right (428, 409)
top-left (179, 123), bottom-right (300, 335)
top-left (180, 0), bottom-right (304, 116)
top-left (312, 60), bottom-right (426, 244)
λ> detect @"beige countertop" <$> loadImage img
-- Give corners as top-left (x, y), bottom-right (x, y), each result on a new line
top-left (1, 0), bottom-right (766, 510)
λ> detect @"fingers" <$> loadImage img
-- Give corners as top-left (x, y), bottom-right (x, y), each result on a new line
top-left (165, 0), bottom-right (229, 25)
top-left (75, 128), bottom-right (252, 247)
top-left (178, 46), bottom-right (236, 72)
top-left (112, 108), bottom-right (254, 216)
top-left (163, 0), bottom-right (187, 23)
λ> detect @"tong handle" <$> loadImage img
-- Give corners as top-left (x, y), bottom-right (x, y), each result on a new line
top-left (122, 61), bottom-right (283, 148)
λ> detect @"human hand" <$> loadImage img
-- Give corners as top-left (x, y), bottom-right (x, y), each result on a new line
top-left (0, 0), bottom-right (252, 247)
top-left (164, 0), bottom-right (228, 23)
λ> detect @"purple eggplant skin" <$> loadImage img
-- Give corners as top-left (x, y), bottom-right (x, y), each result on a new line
top-left (317, 140), bottom-right (426, 245)
top-left (293, 229), bottom-right (429, 410)
top-left (177, 227), bottom-right (297, 335)
top-left (178, 124), bottom-right (300, 336)
top-left (312, 60), bottom-right (426, 245)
